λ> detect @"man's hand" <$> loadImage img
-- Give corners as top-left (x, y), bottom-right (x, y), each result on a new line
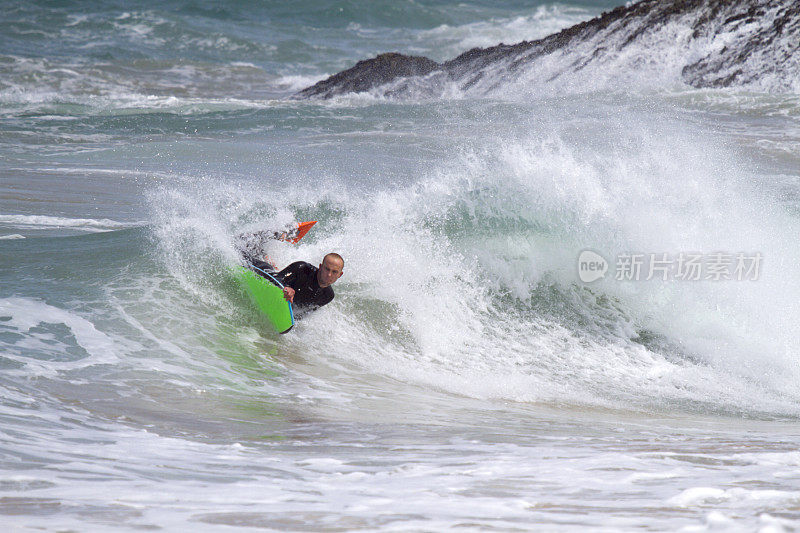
top-left (283, 287), bottom-right (295, 303)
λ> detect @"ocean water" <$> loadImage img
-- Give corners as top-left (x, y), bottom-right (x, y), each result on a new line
top-left (2, 0), bottom-right (800, 530)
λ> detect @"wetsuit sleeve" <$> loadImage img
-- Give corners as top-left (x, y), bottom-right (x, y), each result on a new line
top-left (274, 261), bottom-right (311, 289)
top-left (247, 258), bottom-right (275, 274)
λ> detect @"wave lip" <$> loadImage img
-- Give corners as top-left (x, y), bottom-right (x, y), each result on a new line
top-left (297, 0), bottom-right (800, 99)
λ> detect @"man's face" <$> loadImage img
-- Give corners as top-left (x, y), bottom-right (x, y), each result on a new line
top-left (317, 256), bottom-right (344, 288)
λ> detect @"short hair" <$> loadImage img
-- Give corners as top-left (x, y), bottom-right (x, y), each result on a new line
top-left (323, 252), bottom-right (344, 269)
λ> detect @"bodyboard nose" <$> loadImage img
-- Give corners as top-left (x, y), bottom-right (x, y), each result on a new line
top-left (233, 265), bottom-right (294, 334)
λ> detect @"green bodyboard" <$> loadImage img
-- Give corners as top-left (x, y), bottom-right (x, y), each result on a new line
top-left (233, 265), bottom-right (294, 334)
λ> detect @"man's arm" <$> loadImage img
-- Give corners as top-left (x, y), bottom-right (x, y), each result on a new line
top-left (274, 261), bottom-right (308, 288)
top-left (275, 262), bottom-right (310, 303)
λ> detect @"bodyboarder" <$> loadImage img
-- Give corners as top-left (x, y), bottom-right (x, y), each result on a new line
top-left (242, 247), bottom-right (343, 314)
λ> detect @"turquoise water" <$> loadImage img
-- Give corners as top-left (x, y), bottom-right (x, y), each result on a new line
top-left (2, 1), bottom-right (800, 530)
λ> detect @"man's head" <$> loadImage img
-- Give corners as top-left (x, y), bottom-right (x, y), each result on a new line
top-left (317, 253), bottom-right (344, 288)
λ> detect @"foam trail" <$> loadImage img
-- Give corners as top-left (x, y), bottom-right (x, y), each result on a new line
top-left (0, 214), bottom-right (140, 232)
top-left (0, 298), bottom-right (119, 376)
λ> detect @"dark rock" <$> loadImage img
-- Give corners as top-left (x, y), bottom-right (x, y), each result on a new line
top-left (296, 53), bottom-right (440, 99)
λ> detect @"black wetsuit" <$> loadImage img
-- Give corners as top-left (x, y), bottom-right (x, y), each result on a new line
top-left (246, 257), bottom-right (334, 312)
top-left (274, 261), bottom-right (334, 310)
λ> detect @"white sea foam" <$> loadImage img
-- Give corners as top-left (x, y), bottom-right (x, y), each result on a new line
top-left (273, 74), bottom-right (327, 92)
top-left (420, 4), bottom-right (596, 61)
top-left (0, 214), bottom-right (139, 231)
top-left (29, 167), bottom-right (163, 177)
top-left (0, 298), bottom-right (120, 376)
top-left (111, 11), bottom-right (167, 44)
top-left (0, 55), bottom-right (279, 114)
top-left (669, 486), bottom-right (800, 507)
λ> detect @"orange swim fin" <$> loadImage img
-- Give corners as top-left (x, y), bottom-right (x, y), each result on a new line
top-left (274, 220), bottom-right (316, 244)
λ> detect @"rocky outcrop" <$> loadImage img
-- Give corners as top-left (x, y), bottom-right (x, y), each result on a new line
top-left (296, 53), bottom-right (441, 99)
top-left (297, 0), bottom-right (800, 99)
